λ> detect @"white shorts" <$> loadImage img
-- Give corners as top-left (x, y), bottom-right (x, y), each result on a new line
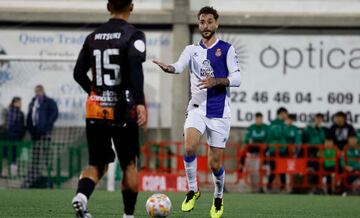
top-left (184, 108), bottom-right (231, 148)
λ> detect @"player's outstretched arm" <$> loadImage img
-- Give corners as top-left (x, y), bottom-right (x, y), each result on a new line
top-left (153, 60), bottom-right (176, 74)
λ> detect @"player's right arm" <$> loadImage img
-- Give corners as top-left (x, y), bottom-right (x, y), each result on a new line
top-left (153, 45), bottom-right (191, 74)
top-left (73, 37), bottom-right (91, 95)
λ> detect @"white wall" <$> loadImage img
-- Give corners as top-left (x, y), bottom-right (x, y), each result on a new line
top-left (191, 0), bottom-right (360, 14)
top-left (0, 0), bottom-right (174, 12)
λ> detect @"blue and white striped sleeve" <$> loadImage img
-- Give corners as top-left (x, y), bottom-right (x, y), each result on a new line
top-left (171, 45), bottom-right (192, 74)
top-left (226, 45), bottom-right (241, 87)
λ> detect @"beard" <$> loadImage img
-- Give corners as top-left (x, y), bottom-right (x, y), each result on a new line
top-left (201, 30), bottom-right (215, 40)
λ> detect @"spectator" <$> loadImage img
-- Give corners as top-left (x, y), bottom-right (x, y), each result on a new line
top-left (302, 113), bottom-right (327, 194)
top-left (244, 112), bottom-right (268, 152)
top-left (341, 134), bottom-right (360, 196)
top-left (321, 137), bottom-right (337, 195)
top-left (27, 85), bottom-right (58, 141)
top-left (5, 97), bottom-right (26, 140)
top-left (329, 111), bottom-right (356, 151)
top-left (303, 113), bottom-right (327, 146)
top-left (23, 85), bottom-right (58, 188)
top-left (0, 93), bottom-right (6, 140)
top-left (3, 97), bottom-right (26, 176)
top-left (284, 114), bottom-right (302, 147)
top-left (267, 107), bottom-right (288, 192)
top-left (357, 129), bottom-right (360, 146)
top-left (243, 112), bottom-right (268, 193)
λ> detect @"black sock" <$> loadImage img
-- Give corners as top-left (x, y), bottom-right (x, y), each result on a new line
top-left (122, 190), bottom-right (138, 215)
top-left (76, 178), bottom-right (96, 200)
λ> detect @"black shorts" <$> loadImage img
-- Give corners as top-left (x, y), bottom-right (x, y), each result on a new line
top-left (86, 119), bottom-right (139, 169)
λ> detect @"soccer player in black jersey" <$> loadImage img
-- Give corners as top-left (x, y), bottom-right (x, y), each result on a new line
top-left (71, 0), bottom-right (146, 217)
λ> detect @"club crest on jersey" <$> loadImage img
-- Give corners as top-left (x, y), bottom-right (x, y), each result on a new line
top-left (200, 59), bottom-right (214, 77)
top-left (215, 48), bottom-right (222, 57)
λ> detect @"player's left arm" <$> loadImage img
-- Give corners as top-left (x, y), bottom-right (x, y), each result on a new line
top-left (73, 37), bottom-right (92, 94)
top-left (198, 45), bottom-right (241, 89)
top-left (128, 30), bottom-right (147, 127)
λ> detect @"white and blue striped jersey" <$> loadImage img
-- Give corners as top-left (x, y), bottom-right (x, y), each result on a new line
top-left (171, 38), bottom-right (241, 118)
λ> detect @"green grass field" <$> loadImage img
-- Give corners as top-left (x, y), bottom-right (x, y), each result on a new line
top-left (1, 189), bottom-right (360, 217)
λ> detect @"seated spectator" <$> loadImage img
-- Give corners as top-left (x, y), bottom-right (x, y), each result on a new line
top-left (243, 112), bottom-right (268, 193)
top-left (329, 111), bottom-right (356, 151)
top-left (341, 134), bottom-right (360, 196)
top-left (321, 137), bottom-right (337, 195)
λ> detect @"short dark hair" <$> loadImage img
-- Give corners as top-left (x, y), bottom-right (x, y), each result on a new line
top-left (288, 114), bottom-right (296, 121)
top-left (35, 84), bottom-right (44, 91)
top-left (335, 111), bottom-right (346, 118)
top-left (348, 133), bottom-right (357, 139)
top-left (315, 113), bottom-right (324, 119)
top-left (276, 107), bottom-right (288, 115)
top-left (255, 112), bottom-right (263, 118)
top-left (108, 0), bottom-right (132, 12)
top-left (197, 6), bottom-right (219, 20)
top-left (10, 96), bottom-right (21, 107)
top-left (325, 136), bottom-right (333, 141)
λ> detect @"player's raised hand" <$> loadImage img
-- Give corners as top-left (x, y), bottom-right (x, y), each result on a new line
top-left (136, 105), bottom-right (147, 127)
top-left (198, 76), bottom-right (217, 90)
top-left (153, 60), bottom-right (175, 73)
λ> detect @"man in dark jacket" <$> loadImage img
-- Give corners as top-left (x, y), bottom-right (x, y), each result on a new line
top-left (27, 85), bottom-right (58, 141)
top-left (23, 85), bottom-right (58, 188)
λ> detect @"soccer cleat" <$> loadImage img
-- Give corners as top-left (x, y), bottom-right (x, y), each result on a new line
top-left (72, 194), bottom-right (92, 218)
top-left (210, 198), bottom-right (223, 218)
top-left (181, 190), bottom-right (201, 212)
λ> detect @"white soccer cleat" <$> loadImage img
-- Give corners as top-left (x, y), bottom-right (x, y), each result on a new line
top-left (72, 193), bottom-right (92, 218)
top-left (123, 214), bottom-right (135, 218)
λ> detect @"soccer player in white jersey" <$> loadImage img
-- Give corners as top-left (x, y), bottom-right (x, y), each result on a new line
top-left (153, 6), bottom-right (241, 218)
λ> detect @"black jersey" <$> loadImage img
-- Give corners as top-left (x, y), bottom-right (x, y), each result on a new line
top-left (74, 18), bottom-right (145, 122)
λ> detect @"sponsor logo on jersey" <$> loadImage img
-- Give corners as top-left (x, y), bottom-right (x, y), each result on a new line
top-left (215, 48), bottom-right (222, 57)
top-left (89, 90), bottom-right (118, 106)
top-left (200, 59), bottom-right (214, 77)
top-left (94, 32), bottom-right (121, 40)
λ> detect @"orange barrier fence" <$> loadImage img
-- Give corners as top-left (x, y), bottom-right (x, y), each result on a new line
top-left (139, 142), bottom-right (360, 193)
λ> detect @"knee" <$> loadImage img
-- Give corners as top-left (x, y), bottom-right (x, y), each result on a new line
top-left (184, 144), bottom-right (196, 156)
top-left (184, 128), bottom-right (201, 156)
top-left (209, 157), bottom-right (221, 172)
top-left (96, 165), bottom-right (108, 177)
top-left (81, 164), bottom-right (108, 182)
